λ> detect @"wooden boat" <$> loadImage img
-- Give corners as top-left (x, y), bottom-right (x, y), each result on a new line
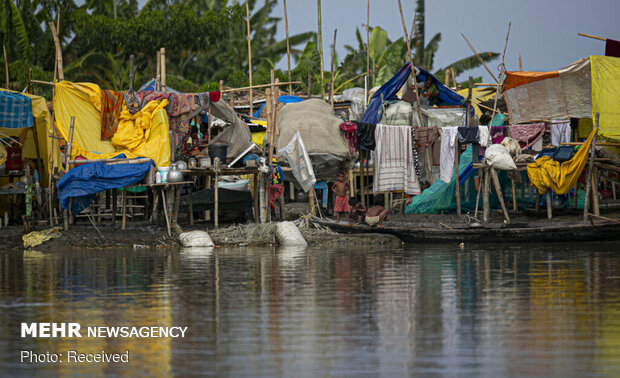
top-left (312, 218), bottom-right (620, 243)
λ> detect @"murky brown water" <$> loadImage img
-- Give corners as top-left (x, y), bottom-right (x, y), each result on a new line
top-left (1, 242), bottom-right (620, 376)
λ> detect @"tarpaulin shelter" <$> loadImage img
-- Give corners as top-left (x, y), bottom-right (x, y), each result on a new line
top-left (361, 63), bottom-right (468, 124)
top-left (503, 56), bottom-right (620, 141)
top-left (0, 89), bottom-right (61, 187)
top-left (53, 81), bottom-right (171, 167)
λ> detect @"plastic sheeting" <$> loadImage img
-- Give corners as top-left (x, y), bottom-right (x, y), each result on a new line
top-left (53, 81), bottom-right (171, 167)
top-left (278, 131), bottom-right (316, 192)
top-left (56, 156), bottom-right (153, 213)
top-left (591, 55), bottom-right (620, 141)
top-left (0, 89), bottom-right (61, 187)
top-left (252, 95), bottom-right (304, 118)
top-left (527, 128), bottom-right (596, 195)
top-left (361, 63), bottom-right (467, 124)
top-left (503, 59), bottom-right (591, 124)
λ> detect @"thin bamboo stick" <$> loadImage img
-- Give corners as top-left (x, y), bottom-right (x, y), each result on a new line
top-left (583, 114), bottom-right (599, 221)
top-left (3, 45), bottom-right (8, 89)
top-left (48, 22), bottom-right (63, 80)
top-left (245, 2), bottom-right (254, 114)
top-left (30, 79), bottom-right (54, 86)
top-left (317, 0), bottom-right (325, 100)
top-left (365, 0), bottom-right (370, 104)
top-left (518, 53), bottom-right (523, 71)
top-left (283, 0), bottom-right (292, 95)
top-left (160, 47), bottom-right (166, 92)
top-left (578, 32), bottom-right (607, 41)
top-left (491, 22), bottom-right (511, 124)
top-left (460, 33), bottom-right (499, 84)
top-left (156, 50), bottom-right (161, 90)
top-left (329, 29), bottom-right (337, 107)
top-left (222, 81), bottom-right (301, 94)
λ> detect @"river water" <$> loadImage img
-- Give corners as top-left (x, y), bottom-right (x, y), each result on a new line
top-left (1, 242), bottom-right (620, 376)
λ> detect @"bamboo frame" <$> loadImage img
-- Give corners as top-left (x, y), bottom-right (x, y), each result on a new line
top-left (460, 33), bottom-right (499, 84)
top-left (329, 29), bottom-right (337, 106)
top-left (221, 81), bottom-right (301, 93)
top-left (491, 22), bottom-right (511, 123)
top-left (317, 0), bottom-right (325, 100)
top-left (283, 0), bottom-right (292, 95)
top-left (246, 2), bottom-right (254, 114)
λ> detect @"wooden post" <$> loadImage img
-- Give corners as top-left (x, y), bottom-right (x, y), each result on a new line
top-left (450, 68), bottom-right (457, 89)
top-left (592, 166), bottom-right (600, 216)
top-left (189, 188), bottom-right (194, 225)
top-left (65, 117), bottom-right (75, 171)
top-left (360, 150), bottom-right (366, 208)
top-left (348, 169), bottom-right (355, 196)
top-left (122, 189), bottom-right (127, 230)
top-left (329, 29), bottom-right (337, 107)
top-left (160, 47), bottom-right (166, 92)
top-left (365, 0), bottom-right (370, 103)
top-left (214, 158), bottom-right (219, 228)
top-left (535, 193), bottom-right (541, 212)
top-left (511, 178), bottom-right (518, 212)
top-left (474, 168), bottom-right (483, 219)
top-left (253, 173), bottom-right (260, 222)
top-left (245, 2), bottom-right (254, 115)
top-left (283, 0), bottom-right (293, 95)
top-left (518, 53), bottom-right (523, 71)
top-left (112, 189), bottom-right (117, 227)
top-left (583, 114), bottom-right (599, 221)
top-left (156, 50), bottom-right (161, 90)
top-left (490, 167), bottom-right (511, 223)
top-left (317, 0), bottom-right (325, 100)
top-left (307, 71), bottom-right (312, 99)
top-left (483, 167), bottom-right (490, 223)
top-left (309, 187), bottom-right (316, 215)
top-left (129, 54), bottom-right (135, 92)
top-left (48, 22), bottom-right (64, 80)
top-left (2, 45), bottom-right (8, 89)
top-left (454, 140), bottom-right (461, 216)
top-left (546, 191), bottom-right (552, 220)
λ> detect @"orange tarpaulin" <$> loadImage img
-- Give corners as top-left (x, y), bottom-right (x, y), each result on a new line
top-left (504, 70), bottom-right (559, 91)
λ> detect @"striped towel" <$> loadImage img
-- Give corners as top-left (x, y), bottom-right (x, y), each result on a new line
top-left (373, 124), bottom-right (421, 195)
top-left (0, 91), bottom-right (33, 128)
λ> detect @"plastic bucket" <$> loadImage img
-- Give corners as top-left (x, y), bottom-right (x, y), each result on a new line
top-left (157, 166), bottom-right (170, 183)
top-left (208, 144), bottom-right (228, 165)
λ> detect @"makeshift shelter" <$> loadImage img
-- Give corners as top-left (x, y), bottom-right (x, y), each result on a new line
top-left (503, 55), bottom-right (620, 141)
top-left (0, 89), bottom-right (60, 187)
top-left (276, 99), bottom-right (355, 178)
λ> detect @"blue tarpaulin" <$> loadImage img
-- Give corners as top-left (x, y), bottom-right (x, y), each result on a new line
top-left (138, 79), bottom-right (180, 94)
top-left (56, 155), bottom-right (154, 214)
top-left (361, 63), bottom-right (467, 124)
top-left (252, 95), bottom-right (304, 118)
top-left (0, 91), bottom-right (33, 128)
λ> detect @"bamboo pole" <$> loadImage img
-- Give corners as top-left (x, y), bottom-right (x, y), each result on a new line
top-left (30, 79), bottom-right (54, 86)
top-left (221, 81), bottom-right (301, 93)
top-left (48, 22), bottom-right (63, 80)
top-left (53, 6), bottom-right (60, 85)
top-left (160, 47), bottom-right (166, 92)
top-left (450, 67), bottom-right (456, 88)
top-left (397, 0), bottom-right (425, 129)
top-left (307, 71), bottom-right (312, 99)
top-left (490, 167), bottom-right (510, 223)
top-left (460, 33), bottom-right (499, 84)
top-left (454, 139), bottom-right (461, 216)
top-left (317, 0), bottom-right (325, 100)
top-left (583, 114), bottom-right (599, 221)
top-left (511, 178), bottom-right (518, 212)
top-left (491, 22), bottom-right (511, 124)
top-left (245, 2), bottom-right (254, 115)
top-left (3, 45), bottom-right (8, 89)
top-left (518, 53), bottom-right (523, 71)
top-left (63, 117), bottom-right (75, 230)
top-left (264, 86), bottom-right (273, 221)
top-left (360, 150), bottom-right (366, 208)
top-left (283, 0), bottom-right (292, 95)
top-left (129, 54), bottom-right (135, 92)
top-left (546, 191), bottom-right (552, 219)
top-left (365, 0), bottom-right (370, 105)
top-left (329, 29), bottom-right (337, 107)
top-left (156, 50), bottom-right (161, 91)
top-left (483, 167), bottom-right (490, 222)
top-left (214, 158), bottom-right (220, 228)
top-left (592, 167), bottom-right (600, 216)
top-left (578, 32), bottom-right (607, 41)
top-left (474, 168), bottom-right (484, 219)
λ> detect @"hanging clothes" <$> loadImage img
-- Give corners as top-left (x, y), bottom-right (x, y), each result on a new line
top-left (550, 120), bottom-right (571, 147)
top-left (0, 91), bottom-right (33, 128)
top-left (490, 125), bottom-right (506, 144)
top-left (527, 128), bottom-right (596, 194)
top-left (508, 123), bottom-right (546, 150)
top-left (479, 126), bottom-right (490, 147)
top-left (167, 94), bottom-right (196, 134)
top-left (373, 124), bottom-right (421, 194)
top-left (410, 127), bottom-right (421, 184)
top-left (440, 126), bottom-right (459, 183)
top-left (577, 118), bottom-right (594, 139)
top-left (413, 126), bottom-right (440, 165)
top-left (100, 90), bottom-right (125, 140)
top-left (457, 126), bottom-right (479, 144)
top-left (354, 121), bottom-right (376, 151)
top-left (339, 121), bottom-right (358, 154)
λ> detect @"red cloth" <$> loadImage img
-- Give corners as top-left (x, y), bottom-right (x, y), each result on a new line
top-left (100, 90), bottom-right (124, 140)
top-left (339, 121), bottom-right (358, 154)
top-left (209, 91), bottom-right (221, 103)
top-left (334, 196), bottom-right (350, 212)
top-left (605, 39), bottom-right (620, 58)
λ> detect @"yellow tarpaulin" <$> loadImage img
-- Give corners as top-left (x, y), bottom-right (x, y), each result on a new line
top-left (0, 89), bottom-right (61, 187)
top-left (527, 128), bottom-right (596, 195)
top-left (591, 55), bottom-right (620, 141)
top-left (53, 81), bottom-right (170, 167)
top-left (457, 87), bottom-right (496, 118)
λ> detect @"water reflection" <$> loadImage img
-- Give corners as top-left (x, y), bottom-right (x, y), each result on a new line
top-left (1, 242), bottom-right (620, 376)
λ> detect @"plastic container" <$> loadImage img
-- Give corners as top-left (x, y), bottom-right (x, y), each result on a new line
top-left (157, 166), bottom-right (170, 183)
top-left (208, 144), bottom-right (228, 165)
top-left (6, 146), bottom-right (22, 171)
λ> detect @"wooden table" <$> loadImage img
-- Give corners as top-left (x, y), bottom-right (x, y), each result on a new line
top-left (146, 181), bottom-right (193, 236)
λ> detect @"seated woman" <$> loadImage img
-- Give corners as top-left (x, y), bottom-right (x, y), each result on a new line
top-left (418, 77), bottom-right (440, 106)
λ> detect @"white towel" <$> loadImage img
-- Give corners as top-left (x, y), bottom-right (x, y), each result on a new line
top-left (440, 126), bottom-right (459, 183)
top-left (373, 124), bottom-right (421, 194)
top-left (478, 126), bottom-right (490, 147)
top-left (550, 120), bottom-right (571, 147)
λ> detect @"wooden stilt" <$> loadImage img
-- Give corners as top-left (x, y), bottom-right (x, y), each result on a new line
top-left (348, 169), bottom-right (355, 197)
top-left (546, 191), bottom-right (552, 220)
top-left (122, 189), bottom-right (127, 230)
top-left (535, 193), bottom-right (541, 212)
top-left (360, 150), bottom-right (366, 208)
top-left (309, 187), bottom-right (316, 215)
top-left (490, 167), bottom-right (510, 223)
top-left (112, 189), bottom-right (117, 227)
top-left (189, 188), bottom-right (194, 225)
top-left (214, 159), bottom-right (220, 228)
top-left (329, 29), bottom-right (337, 106)
top-left (283, 0), bottom-right (293, 95)
top-left (474, 168), bottom-right (483, 219)
top-left (254, 173), bottom-right (260, 222)
top-left (511, 178), bottom-right (518, 212)
top-left (160, 47), bottom-right (166, 92)
top-left (63, 117), bottom-right (75, 230)
top-left (584, 115), bottom-right (599, 221)
top-left (316, 0), bottom-right (325, 100)
top-left (454, 141), bottom-right (461, 216)
top-left (160, 188), bottom-right (171, 237)
top-left (245, 2), bottom-right (254, 115)
top-left (592, 166), bottom-right (600, 216)
top-left (483, 167), bottom-right (490, 223)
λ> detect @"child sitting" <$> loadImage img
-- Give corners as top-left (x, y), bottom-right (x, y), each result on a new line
top-left (348, 197), bottom-right (366, 224)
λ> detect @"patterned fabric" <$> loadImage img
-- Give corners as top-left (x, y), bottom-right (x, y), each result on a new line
top-left (373, 124), bottom-right (421, 195)
top-left (124, 91), bottom-right (172, 114)
top-left (414, 126), bottom-right (440, 165)
top-left (168, 94), bottom-right (196, 134)
top-left (550, 120), bottom-right (571, 147)
top-left (0, 91), bottom-right (33, 128)
top-left (509, 123), bottom-right (546, 150)
top-left (410, 127), bottom-right (421, 184)
top-left (490, 125), bottom-right (506, 144)
top-left (339, 121), bottom-right (358, 154)
top-left (100, 90), bottom-right (124, 140)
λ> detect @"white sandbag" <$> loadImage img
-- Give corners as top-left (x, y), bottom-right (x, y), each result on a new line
top-left (275, 221), bottom-right (308, 247)
top-left (500, 137), bottom-right (522, 157)
top-left (484, 144), bottom-right (517, 170)
top-left (179, 230), bottom-right (215, 247)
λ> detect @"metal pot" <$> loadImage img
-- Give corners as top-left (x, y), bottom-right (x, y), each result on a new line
top-left (175, 160), bottom-right (188, 170)
top-left (199, 156), bottom-right (211, 168)
top-left (167, 163), bottom-right (184, 183)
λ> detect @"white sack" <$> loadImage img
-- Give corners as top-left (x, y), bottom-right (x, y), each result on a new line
top-left (275, 221), bottom-right (308, 247)
top-left (179, 230), bottom-right (215, 247)
top-left (484, 144), bottom-right (517, 170)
